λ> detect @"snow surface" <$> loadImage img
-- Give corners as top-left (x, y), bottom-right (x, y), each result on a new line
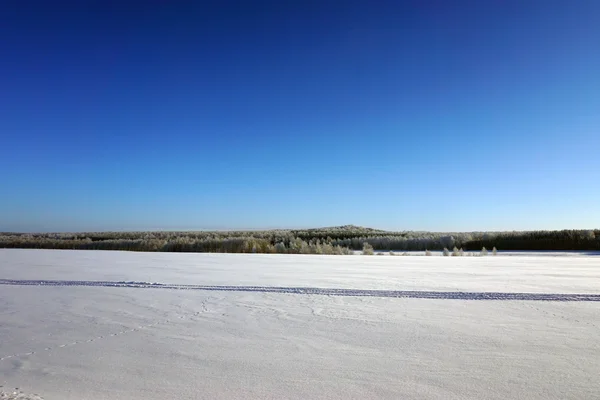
top-left (385, 250), bottom-right (600, 257)
top-left (1, 249), bottom-right (599, 399)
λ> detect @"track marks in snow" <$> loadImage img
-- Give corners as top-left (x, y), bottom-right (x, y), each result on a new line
top-left (0, 303), bottom-right (210, 364)
top-left (0, 320), bottom-right (165, 363)
top-left (1, 279), bottom-right (600, 301)
top-left (521, 302), bottom-right (600, 331)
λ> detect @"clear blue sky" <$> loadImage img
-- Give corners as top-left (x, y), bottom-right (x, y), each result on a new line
top-left (1, 1), bottom-right (598, 232)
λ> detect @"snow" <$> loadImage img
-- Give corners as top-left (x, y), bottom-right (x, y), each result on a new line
top-left (1, 249), bottom-right (599, 399)
top-left (2, 249), bottom-right (599, 294)
top-left (0, 391), bottom-right (43, 400)
top-left (386, 250), bottom-right (600, 257)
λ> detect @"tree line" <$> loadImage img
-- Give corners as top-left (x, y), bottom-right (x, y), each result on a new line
top-left (0, 226), bottom-right (598, 253)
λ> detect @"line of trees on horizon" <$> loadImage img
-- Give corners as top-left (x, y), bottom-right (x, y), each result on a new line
top-left (0, 226), bottom-right (598, 254)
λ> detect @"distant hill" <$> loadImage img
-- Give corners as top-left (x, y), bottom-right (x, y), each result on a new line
top-left (294, 225), bottom-right (387, 233)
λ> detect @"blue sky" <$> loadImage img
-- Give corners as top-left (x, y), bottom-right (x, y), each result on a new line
top-left (1, 1), bottom-right (599, 232)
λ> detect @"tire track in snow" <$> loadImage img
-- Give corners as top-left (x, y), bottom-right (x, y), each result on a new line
top-left (1, 279), bottom-right (599, 301)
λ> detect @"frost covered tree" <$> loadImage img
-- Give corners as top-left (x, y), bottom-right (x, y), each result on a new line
top-left (313, 241), bottom-right (323, 254)
top-left (274, 242), bottom-right (287, 253)
top-left (362, 242), bottom-right (374, 255)
top-left (321, 243), bottom-right (334, 255)
top-left (452, 246), bottom-right (460, 256)
top-left (481, 247), bottom-right (488, 256)
top-left (289, 237), bottom-right (305, 253)
top-left (299, 240), bottom-right (312, 254)
top-left (341, 246), bottom-right (354, 255)
top-left (492, 246), bottom-right (497, 256)
top-left (332, 245), bottom-right (342, 255)
top-left (440, 236), bottom-right (455, 249)
top-left (425, 250), bottom-right (432, 256)
top-left (443, 248), bottom-right (450, 256)
top-left (3, 226), bottom-right (599, 254)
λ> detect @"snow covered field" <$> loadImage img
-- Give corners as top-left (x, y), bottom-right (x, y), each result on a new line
top-left (1, 249), bottom-right (599, 399)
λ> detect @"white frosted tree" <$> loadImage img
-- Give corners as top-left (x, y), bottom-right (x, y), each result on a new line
top-left (314, 242), bottom-right (323, 254)
top-left (481, 247), bottom-right (488, 256)
top-left (299, 241), bottom-right (311, 254)
top-left (289, 237), bottom-right (304, 253)
top-left (492, 246), bottom-right (497, 256)
top-left (362, 242), bottom-right (374, 255)
top-left (321, 243), bottom-right (334, 255)
top-left (274, 242), bottom-right (287, 254)
top-left (440, 236), bottom-right (455, 249)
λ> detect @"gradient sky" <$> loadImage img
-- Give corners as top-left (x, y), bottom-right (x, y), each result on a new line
top-left (1, 1), bottom-right (599, 232)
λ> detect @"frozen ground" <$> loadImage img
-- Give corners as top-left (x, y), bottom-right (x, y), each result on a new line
top-left (1, 249), bottom-right (599, 399)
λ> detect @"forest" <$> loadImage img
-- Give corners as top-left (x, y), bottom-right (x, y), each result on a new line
top-left (1, 226), bottom-right (598, 254)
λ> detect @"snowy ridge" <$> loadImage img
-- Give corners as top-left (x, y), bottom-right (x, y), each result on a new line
top-left (1, 279), bottom-right (599, 301)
